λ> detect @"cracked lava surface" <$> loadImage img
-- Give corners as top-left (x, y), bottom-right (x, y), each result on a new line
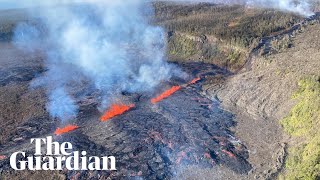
top-left (0, 62), bottom-right (251, 179)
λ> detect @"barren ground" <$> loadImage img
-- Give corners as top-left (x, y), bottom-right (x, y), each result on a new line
top-left (203, 23), bottom-right (320, 179)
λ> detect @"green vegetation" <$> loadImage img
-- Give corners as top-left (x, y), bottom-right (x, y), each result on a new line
top-left (271, 35), bottom-right (293, 53)
top-left (227, 49), bottom-right (241, 64)
top-left (153, 2), bottom-right (303, 71)
top-left (0, 3), bottom-right (306, 71)
top-left (153, 2), bottom-right (303, 48)
top-left (280, 76), bottom-right (320, 180)
top-left (201, 43), bottom-right (218, 60)
top-left (168, 34), bottom-right (199, 58)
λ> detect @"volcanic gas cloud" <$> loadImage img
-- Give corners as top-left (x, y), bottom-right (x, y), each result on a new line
top-left (12, 1), bottom-right (180, 123)
top-left (100, 104), bottom-right (135, 122)
top-left (54, 125), bottom-right (79, 135)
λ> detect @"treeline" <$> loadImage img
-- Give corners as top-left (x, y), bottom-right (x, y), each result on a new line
top-left (153, 2), bottom-right (303, 48)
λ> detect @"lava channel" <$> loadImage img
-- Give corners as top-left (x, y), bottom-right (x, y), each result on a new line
top-left (100, 104), bottom-right (135, 121)
top-left (55, 125), bottom-right (79, 135)
top-left (188, 77), bottom-right (201, 85)
top-left (151, 85), bottom-right (181, 104)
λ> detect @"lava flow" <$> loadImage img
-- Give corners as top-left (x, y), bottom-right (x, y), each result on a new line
top-left (100, 104), bottom-right (135, 121)
top-left (54, 125), bottom-right (79, 135)
top-left (151, 85), bottom-right (181, 104)
top-left (188, 77), bottom-right (201, 85)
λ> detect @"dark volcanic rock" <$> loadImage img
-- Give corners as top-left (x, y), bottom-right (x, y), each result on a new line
top-left (73, 63), bottom-right (251, 179)
top-left (0, 62), bottom-right (251, 179)
top-left (0, 66), bottom-right (45, 86)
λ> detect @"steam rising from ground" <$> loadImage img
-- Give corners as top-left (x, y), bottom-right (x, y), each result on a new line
top-left (245, 0), bottom-right (314, 16)
top-left (14, 1), bottom-right (182, 121)
top-left (176, 0), bottom-right (314, 16)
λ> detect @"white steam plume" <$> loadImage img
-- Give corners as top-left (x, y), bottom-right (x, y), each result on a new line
top-left (245, 0), bottom-right (314, 16)
top-left (171, 0), bottom-right (314, 16)
top-left (7, 0), bottom-right (314, 121)
top-left (13, 0), bottom-right (183, 121)
top-left (1, 0), bottom-right (314, 16)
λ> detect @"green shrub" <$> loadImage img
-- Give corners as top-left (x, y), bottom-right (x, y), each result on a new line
top-left (168, 35), bottom-right (198, 58)
top-left (153, 2), bottom-right (303, 49)
top-left (227, 49), bottom-right (241, 64)
top-left (201, 43), bottom-right (218, 60)
top-left (281, 76), bottom-right (320, 180)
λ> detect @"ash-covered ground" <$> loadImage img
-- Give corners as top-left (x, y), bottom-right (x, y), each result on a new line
top-left (0, 44), bottom-right (251, 179)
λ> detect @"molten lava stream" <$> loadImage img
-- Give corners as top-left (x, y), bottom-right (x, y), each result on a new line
top-left (54, 125), bottom-right (79, 136)
top-left (188, 77), bottom-right (201, 85)
top-left (151, 85), bottom-right (181, 104)
top-left (100, 104), bottom-right (135, 122)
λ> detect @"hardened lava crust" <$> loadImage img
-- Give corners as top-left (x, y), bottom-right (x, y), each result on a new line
top-left (0, 45), bottom-right (250, 179)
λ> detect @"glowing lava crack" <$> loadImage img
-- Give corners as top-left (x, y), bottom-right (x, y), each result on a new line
top-left (54, 125), bottom-right (79, 135)
top-left (188, 77), bottom-right (201, 85)
top-left (150, 77), bottom-right (201, 104)
top-left (151, 86), bottom-right (182, 104)
top-left (100, 104), bottom-right (135, 121)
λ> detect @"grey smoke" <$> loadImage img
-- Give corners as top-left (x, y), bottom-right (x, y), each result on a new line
top-left (13, 23), bottom-right (41, 52)
top-left (13, 1), bottom-right (184, 121)
top-left (10, 0), bottom-right (314, 121)
top-left (244, 0), bottom-right (314, 16)
top-left (173, 0), bottom-right (314, 16)
top-left (48, 87), bottom-right (78, 121)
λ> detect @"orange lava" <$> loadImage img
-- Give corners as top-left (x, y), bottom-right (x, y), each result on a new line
top-left (221, 149), bottom-right (236, 158)
top-left (151, 86), bottom-right (181, 104)
top-left (188, 77), bottom-right (201, 85)
top-left (54, 125), bottom-right (79, 136)
top-left (100, 104), bottom-right (135, 121)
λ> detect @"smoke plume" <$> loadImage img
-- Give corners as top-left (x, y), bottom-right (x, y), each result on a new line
top-left (244, 0), bottom-right (314, 16)
top-left (175, 0), bottom-right (314, 16)
top-left (13, 0), bottom-right (183, 121)
top-left (9, 0), bottom-right (314, 121)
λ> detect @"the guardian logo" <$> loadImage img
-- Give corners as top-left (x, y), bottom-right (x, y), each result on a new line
top-left (10, 136), bottom-right (116, 171)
